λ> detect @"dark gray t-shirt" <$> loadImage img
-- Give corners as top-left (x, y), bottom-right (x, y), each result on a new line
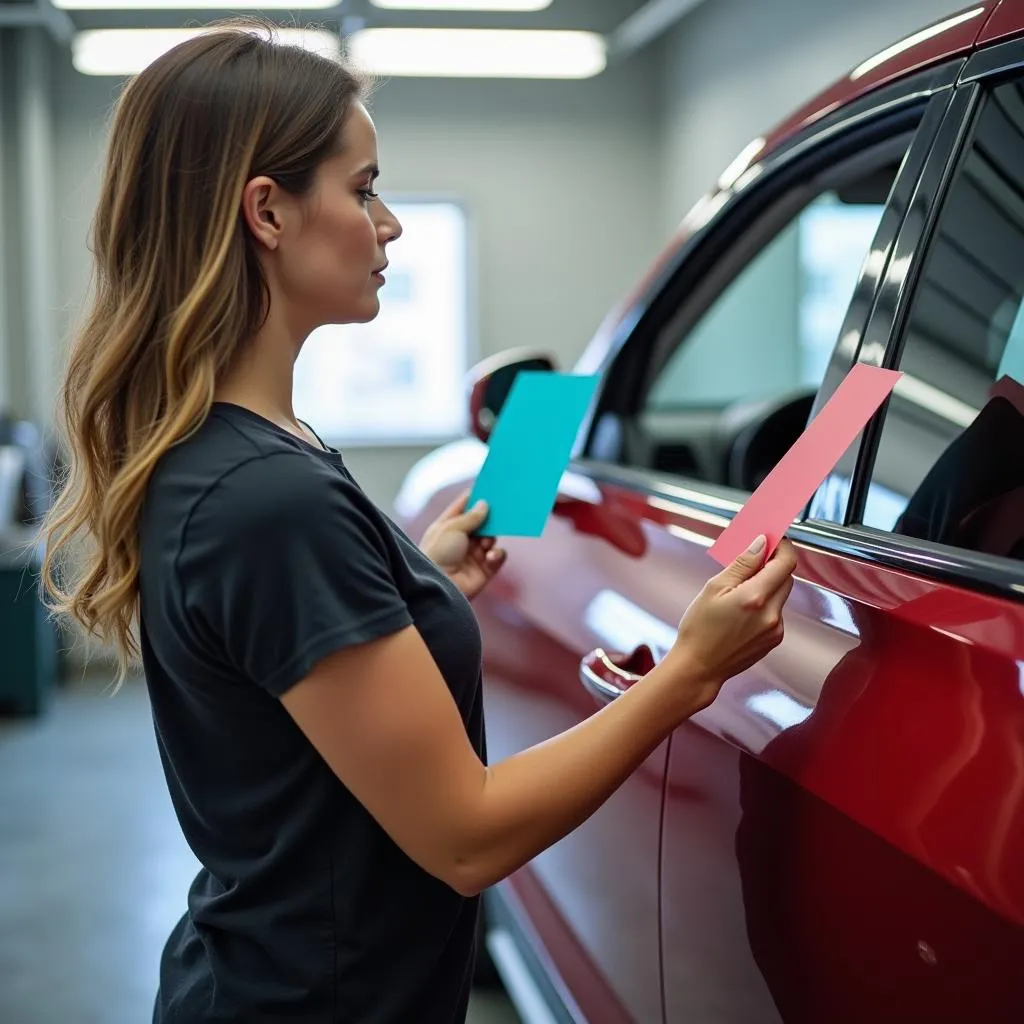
top-left (138, 402), bottom-right (485, 1023)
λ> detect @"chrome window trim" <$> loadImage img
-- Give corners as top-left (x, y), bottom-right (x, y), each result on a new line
top-left (576, 459), bottom-right (1024, 603)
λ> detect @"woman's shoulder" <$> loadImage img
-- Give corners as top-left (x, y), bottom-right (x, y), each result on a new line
top-left (147, 407), bottom-right (361, 539)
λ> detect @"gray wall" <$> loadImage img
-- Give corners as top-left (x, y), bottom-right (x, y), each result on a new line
top-left (51, 48), bottom-right (663, 511)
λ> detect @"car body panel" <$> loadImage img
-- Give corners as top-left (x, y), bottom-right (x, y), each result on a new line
top-left (977, 0), bottom-right (1024, 44)
top-left (656, 505), bottom-right (1024, 1023)
top-left (472, 482), bottom-right (669, 1023)
top-left (399, 462), bottom-right (664, 1023)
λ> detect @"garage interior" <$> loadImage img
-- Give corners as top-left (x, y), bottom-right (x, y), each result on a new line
top-left (0, 1), bottom-right (970, 1022)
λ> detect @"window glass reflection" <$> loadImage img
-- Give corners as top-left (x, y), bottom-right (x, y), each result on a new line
top-left (862, 80), bottom-right (1024, 563)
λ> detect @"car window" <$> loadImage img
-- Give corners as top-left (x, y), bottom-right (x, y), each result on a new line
top-left (860, 79), bottom-right (1024, 564)
top-left (621, 141), bottom-right (912, 494)
top-left (647, 192), bottom-right (886, 412)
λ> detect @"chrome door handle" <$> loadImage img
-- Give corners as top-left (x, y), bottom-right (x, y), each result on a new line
top-left (578, 645), bottom-right (656, 705)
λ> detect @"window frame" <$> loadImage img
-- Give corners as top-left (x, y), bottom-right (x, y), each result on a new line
top-left (293, 194), bottom-right (477, 449)
top-left (576, 60), bottom-right (962, 447)
top-left (798, 53), bottom-right (1024, 602)
top-left (571, 62), bottom-right (963, 524)
top-left (635, 136), bottom-right (913, 421)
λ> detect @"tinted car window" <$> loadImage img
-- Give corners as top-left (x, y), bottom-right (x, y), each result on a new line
top-left (629, 144), bottom-right (909, 493)
top-left (861, 80), bottom-right (1024, 562)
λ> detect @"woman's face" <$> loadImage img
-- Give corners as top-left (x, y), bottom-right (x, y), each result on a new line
top-left (256, 102), bottom-right (403, 333)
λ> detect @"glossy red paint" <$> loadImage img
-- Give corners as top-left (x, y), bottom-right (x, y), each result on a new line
top-left (620, 480), bottom-right (1024, 1023)
top-left (399, 429), bottom-right (1024, 1022)
top-left (978, 0), bottom-right (1024, 44)
top-left (469, 488), bottom-right (670, 1022)
top-left (499, 870), bottom-right (635, 1024)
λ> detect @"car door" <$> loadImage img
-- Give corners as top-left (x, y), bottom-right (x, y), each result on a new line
top-left (458, 61), bottom-right (959, 1024)
top-left (777, 51), bottom-right (1024, 1023)
top-left (569, 64), bottom-right (984, 1024)
top-left (576, 51), bottom-right (1024, 1024)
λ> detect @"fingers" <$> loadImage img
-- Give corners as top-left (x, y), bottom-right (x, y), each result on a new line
top-left (763, 576), bottom-right (794, 629)
top-left (439, 489), bottom-right (472, 520)
top-left (453, 499), bottom-right (489, 534)
top-left (737, 539), bottom-right (797, 604)
top-left (472, 535), bottom-right (505, 568)
top-left (716, 534), bottom-right (768, 587)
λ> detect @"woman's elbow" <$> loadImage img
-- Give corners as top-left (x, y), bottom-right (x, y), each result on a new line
top-left (440, 854), bottom-right (500, 898)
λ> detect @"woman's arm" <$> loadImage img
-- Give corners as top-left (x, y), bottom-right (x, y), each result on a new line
top-left (281, 537), bottom-right (795, 896)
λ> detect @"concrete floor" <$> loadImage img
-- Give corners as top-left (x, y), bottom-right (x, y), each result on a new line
top-left (0, 676), bottom-right (520, 1024)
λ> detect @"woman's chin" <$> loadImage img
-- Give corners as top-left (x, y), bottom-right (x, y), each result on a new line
top-left (350, 296), bottom-right (382, 324)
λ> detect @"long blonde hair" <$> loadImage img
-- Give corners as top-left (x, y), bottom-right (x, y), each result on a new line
top-left (40, 23), bottom-right (365, 681)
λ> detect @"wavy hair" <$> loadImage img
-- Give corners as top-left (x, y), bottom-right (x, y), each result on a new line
top-left (40, 23), bottom-right (366, 681)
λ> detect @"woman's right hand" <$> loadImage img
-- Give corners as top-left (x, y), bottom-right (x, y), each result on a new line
top-left (666, 535), bottom-right (798, 714)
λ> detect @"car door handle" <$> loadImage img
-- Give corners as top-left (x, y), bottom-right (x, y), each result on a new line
top-left (579, 645), bottom-right (657, 705)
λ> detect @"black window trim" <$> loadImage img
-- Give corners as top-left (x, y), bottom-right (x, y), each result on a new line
top-left (808, 59), bottom-right (1024, 603)
top-left (838, 82), bottom-right (984, 525)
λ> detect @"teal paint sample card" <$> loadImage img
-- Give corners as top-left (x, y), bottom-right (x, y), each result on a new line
top-left (468, 372), bottom-right (601, 537)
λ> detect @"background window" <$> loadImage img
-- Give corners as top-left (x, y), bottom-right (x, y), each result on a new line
top-left (861, 80), bottom-right (1024, 562)
top-left (292, 200), bottom-right (470, 445)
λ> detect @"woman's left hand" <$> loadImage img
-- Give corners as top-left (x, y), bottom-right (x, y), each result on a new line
top-left (420, 491), bottom-right (507, 601)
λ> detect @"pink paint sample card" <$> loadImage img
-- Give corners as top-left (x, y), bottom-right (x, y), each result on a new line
top-left (708, 364), bottom-right (903, 566)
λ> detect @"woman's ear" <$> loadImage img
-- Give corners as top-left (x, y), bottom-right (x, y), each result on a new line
top-left (241, 175), bottom-right (282, 251)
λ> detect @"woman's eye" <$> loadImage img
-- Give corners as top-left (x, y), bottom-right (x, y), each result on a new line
top-left (358, 188), bottom-right (379, 203)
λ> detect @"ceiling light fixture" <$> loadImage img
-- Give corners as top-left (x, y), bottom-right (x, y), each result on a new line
top-left (370, 0), bottom-right (551, 10)
top-left (72, 27), bottom-right (340, 76)
top-left (56, 1), bottom-right (338, 9)
top-left (347, 28), bottom-right (606, 78)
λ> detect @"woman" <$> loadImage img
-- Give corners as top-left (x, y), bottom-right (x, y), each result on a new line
top-left (41, 24), bottom-right (797, 1024)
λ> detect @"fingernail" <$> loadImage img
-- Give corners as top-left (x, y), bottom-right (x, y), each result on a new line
top-left (474, 500), bottom-right (487, 513)
top-left (747, 535), bottom-right (766, 554)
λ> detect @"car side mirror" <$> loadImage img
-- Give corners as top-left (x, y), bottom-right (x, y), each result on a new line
top-left (468, 349), bottom-right (558, 443)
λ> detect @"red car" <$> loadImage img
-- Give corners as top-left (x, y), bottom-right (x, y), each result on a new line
top-left (396, 3), bottom-right (1024, 1021)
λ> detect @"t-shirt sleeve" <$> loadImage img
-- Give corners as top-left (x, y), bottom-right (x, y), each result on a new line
top-left (178, 452), bottom-right (413, 696)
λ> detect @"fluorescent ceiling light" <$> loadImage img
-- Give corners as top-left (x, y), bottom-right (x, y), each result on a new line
top-left (72, 27), bottom-right (340, 76)
top-left (348, 28), bottom-right (606, 78)
top-left (56, 1), bottom-right (337, 8)
top-left (370, 0), bottom-right (551, 9)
